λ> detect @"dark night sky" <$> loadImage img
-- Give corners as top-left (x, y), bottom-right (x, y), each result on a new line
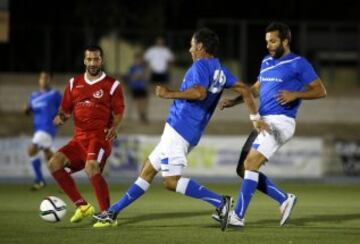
top-left (3, 0), bottom-right (360, 73)
top-left (10, 0), bottom-right (360, 30)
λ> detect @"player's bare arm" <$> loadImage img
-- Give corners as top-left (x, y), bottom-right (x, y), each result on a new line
top-left (105, 113), bottom-right (123, 141)
top-left (219, 80), bottom-right (260, 110)
top-left (276, 78), bottom-right (327, 105)
top-left (53, 110), bottom-right (70, 126)
top-left (155, 85), bottom-right (207, 100)
top-left (232, 81), bottom-right (271, 135)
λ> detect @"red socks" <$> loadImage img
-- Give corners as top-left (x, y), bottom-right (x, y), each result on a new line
top-left (90, 173), bottom-right (110, 211)
top-left (51, 169), bottom-right (87, 206)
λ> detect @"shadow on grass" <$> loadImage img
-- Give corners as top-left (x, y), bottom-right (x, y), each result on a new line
top-left (119, 210), bottom-right (211, 226)
top-left (59, 212), bottom-right (360, 231)
top-left (60, 210), bottom-right (213, 230)
top-left (252, 213), bottom-right (360, 229)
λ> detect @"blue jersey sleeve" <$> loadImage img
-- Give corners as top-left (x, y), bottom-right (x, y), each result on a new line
top-left (28, 92), bottom-right (36, 108)
top-left (297, 58), bottom-right (318, 85)
top-left (191, 61), bottom-right (210, 88)
top-left (222, 67), bottom-right (238, 88)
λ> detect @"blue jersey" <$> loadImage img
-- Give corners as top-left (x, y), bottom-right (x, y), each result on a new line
top-left (258, 53), bottom-right (318, 118)
top-left (128, 64), bottom-right (147, 91)
top-left (166, 58), bottom-right (237, 145)
top-left (28, 89), bottom-right (62, 137)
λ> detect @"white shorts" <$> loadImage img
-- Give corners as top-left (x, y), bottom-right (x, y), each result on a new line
top-left (32, 131), bottom-right (53, 149)
top-left (252, 115), bottom-right (295, 160)
top-left (149, 123), bottom-right (192, 177)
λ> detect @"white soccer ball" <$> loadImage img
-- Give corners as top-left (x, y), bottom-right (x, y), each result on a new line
top-left (39, 196), bottom-right (67, 223)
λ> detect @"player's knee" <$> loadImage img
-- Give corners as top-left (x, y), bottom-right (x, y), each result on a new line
top-left (48, 153), bottom-right (65, 172)
top-left (139, 160), bottom-right (158, 183)
top-left (163, 177), bottom-right (177, 191)
top-left (85, 160), bottom-right (100, 176)
top-left (244, 157), bottom-right (260, 171)
top-left (28, 145), bottom-right (38, 156)
top-left (43, 149), bottom-right (53, 161)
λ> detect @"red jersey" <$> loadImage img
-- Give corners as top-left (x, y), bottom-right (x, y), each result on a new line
top-left (61, 72), bottom-right (125, 141)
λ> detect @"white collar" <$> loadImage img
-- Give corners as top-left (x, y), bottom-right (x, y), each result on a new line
top-left (84, 72), bottom-right (106, 85)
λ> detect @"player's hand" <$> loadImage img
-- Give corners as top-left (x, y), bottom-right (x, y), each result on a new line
top-left (252, 119), bottom-right (271, 135)
top-left (53, 115), bottom-right (65, 126)
top-left (105, 127), bottom-right (118, 141)
top-left (219, 99), bottom-right (237, 110)
top-left (155, 85), bottom-right (171, 98)
top-left (24, 106), bottom-right (32, 116)
top-left (276, 90), bottom-right (298, 105)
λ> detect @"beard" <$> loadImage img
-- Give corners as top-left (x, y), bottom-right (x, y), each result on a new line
top-left (270, 45), bottom-right (285, 59)
top-left (87, 66), bottom-right (102, 76)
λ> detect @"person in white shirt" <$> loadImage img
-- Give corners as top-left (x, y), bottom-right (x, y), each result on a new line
top-left (144, 37), bottom-right (174, 85)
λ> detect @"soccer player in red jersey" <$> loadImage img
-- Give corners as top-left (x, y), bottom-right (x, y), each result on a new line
top-left (48, 45), bottom-right (125, 223)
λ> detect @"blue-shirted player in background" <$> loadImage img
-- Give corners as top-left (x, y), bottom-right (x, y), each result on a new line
top-left (217, 22), bottom-right (327, 229)
top-left (93, 28), bottom-right (270, 230)
top-left (25, 71), bottom-right (62, 190)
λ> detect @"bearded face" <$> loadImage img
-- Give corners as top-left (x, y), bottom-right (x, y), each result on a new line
top-left (266, 31), bottom-right (287, 59)
top-left (84, 50), bottom-right (103, 76)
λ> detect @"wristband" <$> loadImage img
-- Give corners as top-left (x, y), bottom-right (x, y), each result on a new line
top-left (249, 113), bottom-right (261, 121)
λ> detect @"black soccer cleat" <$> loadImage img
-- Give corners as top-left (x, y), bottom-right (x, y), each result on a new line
top-left (217, 195), bottom-right (233, 232)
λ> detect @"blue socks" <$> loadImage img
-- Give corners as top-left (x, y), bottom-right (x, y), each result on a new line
top-left (31, 157), bottom-right (44, 183)
top-left (109, 177), bottom-right (150, 213)
top-left (234, 170), bottom-right (259, 218)
top-left (257, 172), bottom-right (287, 205)
top-left (176, 177), bottom-right (223, 208)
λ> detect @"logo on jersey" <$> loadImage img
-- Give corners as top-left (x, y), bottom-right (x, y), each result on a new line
top-left (93, 89), bottom-right (104, 98)
top-left (259, 76), bottom-right (283, 83)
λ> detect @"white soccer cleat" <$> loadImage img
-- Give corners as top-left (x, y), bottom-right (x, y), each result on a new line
top-left (280, 193), bottom-right (297, 226)
top-left (211, 212), bottom-right (221, 223)
top-left (228, 211), bottom-right (245, 227)
top-left (212, 211), bottom-right (245, 227)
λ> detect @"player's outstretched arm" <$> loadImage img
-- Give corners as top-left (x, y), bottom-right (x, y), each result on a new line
top-left (155, 85), bottom-right (207, 100)
top-left (219, 81), bottom-right (260, 110)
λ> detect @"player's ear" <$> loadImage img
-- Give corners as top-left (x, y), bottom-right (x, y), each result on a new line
top-left (283, 39), bottom-right (289, 47)
top-left (197, 43), bottom-right (203, 51)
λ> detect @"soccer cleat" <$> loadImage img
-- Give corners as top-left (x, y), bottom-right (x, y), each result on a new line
top-left (216, 195), bottom-right (233, 231)
top-left (211, 212), bottom-right (221, 223)
top-left (280, 193), bottom-right (297, 226)
top-left (228, 211), bottom-right (245, 227)
top-left (212, 211), bottom-right (245, 227)
top-left (30, 181), bottom-right (46, 191)
top-left (70, 203), bottom-right (95, 223)
top-left (93, 211), bottom-right (118, 228)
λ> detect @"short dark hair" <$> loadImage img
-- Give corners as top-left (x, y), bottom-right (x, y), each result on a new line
top-left (40, 70), bottom-right (53, 78)
top-left (84, 45), bottom-right (104, 57)
top-left (193, 28), bottom-right (219, 55)
top-left (266, 22), bottom-right (292, 43)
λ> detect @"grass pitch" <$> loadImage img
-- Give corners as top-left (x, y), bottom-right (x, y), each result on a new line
top-left (0, 182), bottom-right (359, 244)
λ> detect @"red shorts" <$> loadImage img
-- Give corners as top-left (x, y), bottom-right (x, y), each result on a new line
top-left (58, 139), bottom-right (112, 173)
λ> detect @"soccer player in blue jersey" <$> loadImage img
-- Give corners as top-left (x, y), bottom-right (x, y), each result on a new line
top-left (217, 22), bottom-right (327, 229)
top-left (25, 71), bottom-right (62, 190)
top-left (93, 28), bottom-right (270, 230)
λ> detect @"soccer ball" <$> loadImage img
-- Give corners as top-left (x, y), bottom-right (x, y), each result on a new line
top-left (39, 196), bottom-right (67, 222)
